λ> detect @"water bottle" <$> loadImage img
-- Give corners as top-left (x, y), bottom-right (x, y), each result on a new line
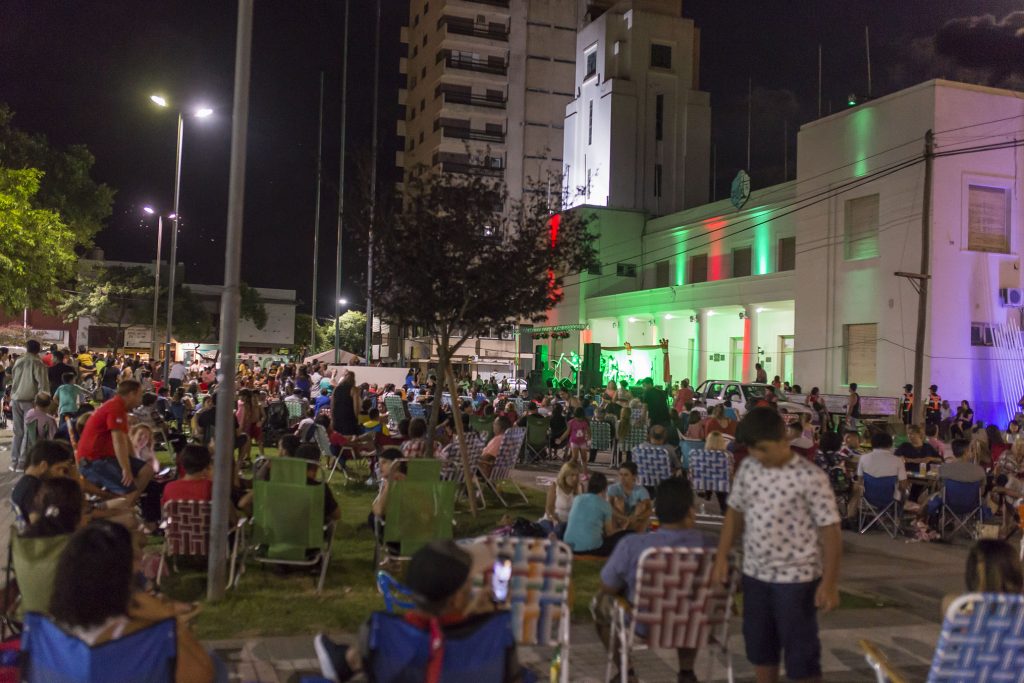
top-left (549, 645), bottom-right (562, 683)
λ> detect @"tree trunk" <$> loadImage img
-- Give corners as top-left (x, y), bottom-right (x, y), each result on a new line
top-left (445, 364), bottom-right (478, 516)
top-left (425, 347), bottom-right (445, 458)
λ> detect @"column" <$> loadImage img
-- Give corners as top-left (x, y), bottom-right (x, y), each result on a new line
top-left (744, 304), bottom-right (760, 382)
top-left (696, 309), bottom-right (709, 384)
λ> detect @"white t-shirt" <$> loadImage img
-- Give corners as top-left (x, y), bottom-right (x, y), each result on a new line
top-left (168, 362), bottom-right (187, 380)
top-left (857, 449), bottom-right (908, 481)
top-left (727, 454), bottom-right (840, 583)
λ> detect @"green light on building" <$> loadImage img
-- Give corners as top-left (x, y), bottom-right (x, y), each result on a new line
top-left (753, 210), bottom-right (771, 274)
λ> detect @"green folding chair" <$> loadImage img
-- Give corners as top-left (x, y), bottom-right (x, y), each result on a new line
top-left (523, 415), bottom-right (550, 463)
top-left (11, 531), bottom-right (69, 617)
top-left (405, 459), bottom-right (443, 481)
top-left (268, 456), bottom-right (311, 485)
top-left (231, 467), bottom-right (337, 594)
top-left (376, 479), bottom-right (456, 563)
top-left (469, 415), bottom-right (494, 438)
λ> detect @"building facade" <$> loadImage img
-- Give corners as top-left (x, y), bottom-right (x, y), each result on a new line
top-left (548, 79), bottom-right (1024, 425)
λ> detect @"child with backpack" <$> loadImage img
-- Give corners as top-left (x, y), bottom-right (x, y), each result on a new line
top-left (567, 407), bottom-right (591, 474)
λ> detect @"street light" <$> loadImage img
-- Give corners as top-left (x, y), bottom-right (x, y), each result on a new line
top-left (150, 93), bottom-right (213, 382)
top-left (338, 298), bottom-right (348, 306)
top-left (141, 206), bottom-right (177, 361)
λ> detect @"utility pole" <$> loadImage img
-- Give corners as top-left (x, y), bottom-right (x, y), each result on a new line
top-left (911, 130), bottom-right (934, 424)
top-left (208, 0), bottom-right (253, 601)
top-left (311, 72), bottom-right (325, 354)
top-left (334, 0), bottom-right (350, 365)
top-left (364, 0), bottom-right (381, 365)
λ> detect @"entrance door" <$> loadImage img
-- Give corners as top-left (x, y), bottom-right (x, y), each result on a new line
top-left (779, 335), bottom-right (795, 385)
top-left (729, 337), bottom-right (744, 381)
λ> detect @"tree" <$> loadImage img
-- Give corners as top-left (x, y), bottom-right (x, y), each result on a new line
top-left (58, 265), bottom-right (153, 354)
top-left (0, 106), bottom-right (115, 247)
top-left (318, 310), bottom-right (366, 356)
top-left (0, 168), bottom-right (77, 311)
top-left (239, 283), bottom-right (268, 330)
top-left (372, 165), bottom-right (597, 508)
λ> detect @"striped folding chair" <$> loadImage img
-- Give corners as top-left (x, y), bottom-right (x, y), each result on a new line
top-left (157, 499), bottom-right (211, 586)
top-left (679, 439), bottom-right (702, 470)
top-left (474, 536), bottom-right (573, 683)
top-left (622, 422), bottom-right (647, 456)
top-left (861, 593), bottom-right (1024, 683)
top-left (689, 449), bottom-right (734, 524)
top-left (440, 433), bottom-right (486, 506)
top-left (407, 402), bottom-right (426, 420)
top-left (631, 444), bottom-right (674, 490)
top-left (590, 420), bottom-right (615, 467)
top-left (607, 547), bottom-right (738, 683)
top-left (383, 396), bottom-right (406, 429)
top-left (479, 427), bottom-right (529, 507)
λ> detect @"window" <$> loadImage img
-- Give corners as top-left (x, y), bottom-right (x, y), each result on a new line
top-left (424, 2), bottom-right (429, 13)
top-left (420, 99), bottom-right (425, 112)
top-left (655, 260), bottom-right (670, 287)
top-left (844, 194), bottom-right (880, 260)
top-left (777, 236), bottom-right (795, 271)
top-left (422, 35), bottom-right (427, 46)
top-left (967, 184), bottom-right (1011, 253)
top-left (587, 100), bottom-right (593, 145)
top-left (585, 48), bottom-right (597, 79)
top-left (687, 253), bottom-right (708, 284)
top-left (653, 164), bottom-right (663, 197)
top-left (650, 43), bottom-right (672, 69)
top-left (971, 322), bottom-right (995, 347)
top-left (588, 262), bottom-right (603, 276)
top-left (732, 246), bottom-right (752, 278)
top-left (419, 131), bottom-right (424, 143)
top-left (616, 263), bottom-right (637, 277)
top-left (655, 94), bottom-right (664, 141)
top-left (413, 13), bottom-right (419, 26)
top-left (412, 45), bottom-right (418, 58)
top-left (843, 323), bottom-right (877, 386)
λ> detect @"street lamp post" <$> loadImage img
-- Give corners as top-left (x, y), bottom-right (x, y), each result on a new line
top-left (150, 95), bottom-right (212, 383)
top-left (141, 207), bottom-right (172, 361)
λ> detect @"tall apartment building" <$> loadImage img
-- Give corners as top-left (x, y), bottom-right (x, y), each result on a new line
top-left (397, 0), bottom-right (579, 200)
top-left (563, 0), bottom-right (710, 214)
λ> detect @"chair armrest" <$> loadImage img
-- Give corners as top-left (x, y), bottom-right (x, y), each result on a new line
top-left (858, 639), bottom-right (908, 683)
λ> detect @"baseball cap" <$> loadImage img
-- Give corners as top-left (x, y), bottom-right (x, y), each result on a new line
top-left (904, 384), bottom-right (913, 391)
top-left (404, 540), bottom-right (495, 605)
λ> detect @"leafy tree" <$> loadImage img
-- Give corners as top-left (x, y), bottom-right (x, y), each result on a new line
top-left (0, 168), bottom-right (76, 311)
top-left (372, 165), bottom-right (597, 505)
top-left (172, 286), bottom-right (215, 342)
top-left (58, 265), bottom-right (153, 354)
top-left (318, 310), bottom-right (366, 356)
top-left (239, 283), bottom-right (268, 330)
top-left (0, 106), bottom-right (115, 247)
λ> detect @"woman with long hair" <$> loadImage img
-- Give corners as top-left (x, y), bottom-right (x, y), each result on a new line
top-left (540, 461), bottom-right (583, 538)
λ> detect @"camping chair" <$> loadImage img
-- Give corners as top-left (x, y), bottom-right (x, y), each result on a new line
top-left (20, 612), bottom-right (177, 683)
top-left (408, 402), bottom-right (426, 420)
top-left (523, 414), bottom-right (551, 464)
top-left (860, 593), bottom-right (1024, 683)
top-left (284, 399), bottom-right (305, 426)
top-left (469, 415), bottom-right (494, 438)
top-left (631, 444), bottom-right (675, 490)
top-left (363, 610), bottom-right (518, 682)
top-left (621, 422), bottom-right (647, 458)
top-left (606, 547), bottom-right (738, 683)
top-left (406, 458), bottom-right (442, 481)
top-left (474, 536), bottom-right (573, 683)
top-left (441, 434), bottom-right (486, 507)
top-left (478, 427), bottom-right (529, 507)
top-left (590, 419), bottom-right (615, 467)
top-left (940, 478), bottom-right (985, 541)
top-left (156, 499), bottom-right (211, 586)
top-left (231, 461), bottom-right (337, 594)
top-left (374, 478), bottom-right (457, 565)
top-left (858, 474), bottom-right (901, 538)
top-left (383, 395), bottom-right (406, 430)
top-left (11, 531), bottom-right (69, 617)
top-left (376, 570), bottom-right (417, 612)
top-left (679, 439), bottom-right (702, 470)
top-left (689, 449), bottom-right (734, 524)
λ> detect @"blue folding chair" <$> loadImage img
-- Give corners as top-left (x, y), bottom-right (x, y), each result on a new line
top-left (631, 444), bottom-right (674, 489)
top-left (940, 478), bottom-right (984, 541)
top-left (408, 402), bottom-right (426, 420)
top-left (20, 612), bottom-right (177, 683)
top-left (858, 474), bottom-right (901, 538)
top-left (365, 610), bottom-right (517, 682)
top-left (376, 570), bottom-right (417, 612)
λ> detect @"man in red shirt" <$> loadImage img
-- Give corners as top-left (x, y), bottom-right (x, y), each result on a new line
top-left (77, 379), bottom-right (153, 502)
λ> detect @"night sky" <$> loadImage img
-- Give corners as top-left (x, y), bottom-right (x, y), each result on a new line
top-left (2, 1), bottom-right (1021, 318)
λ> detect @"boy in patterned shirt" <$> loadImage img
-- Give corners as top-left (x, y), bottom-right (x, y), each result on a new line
top-left (712, 408), bottom-right (841, 683)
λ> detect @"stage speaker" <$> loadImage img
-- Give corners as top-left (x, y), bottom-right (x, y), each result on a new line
top-left (518, 325), bottom-right (533, 355)
top-left (581, 342), bottom-right (603, 389)
top-left (559, 377), bottom-right (575, 391)
top-left (527, 369), bottom-right (552, 396)
top-left (534, 344), bottom-right (549, 372)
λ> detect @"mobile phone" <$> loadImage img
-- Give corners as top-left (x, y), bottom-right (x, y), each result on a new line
top-left (492, 559), bottom-right (512, 602)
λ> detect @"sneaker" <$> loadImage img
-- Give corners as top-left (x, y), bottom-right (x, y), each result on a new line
top-left (314, 633), bottom-right (345, 682)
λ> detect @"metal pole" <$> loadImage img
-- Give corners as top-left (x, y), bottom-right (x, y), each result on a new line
top-left (150, 215), bottom-right (163, 360)
top-left (865, 26), bottom-right (872, 98)
top-left (746, 77), bottom-right (752, 172)
top-left (165, 112), bottom-right (183, 383)
top-left (208, 0), bottom-right (254, 602)
top-left (911, 130), bottom-right (934, 425)
top-left (334, 0), bottom-right (350, 365)
top-left (311, 72), bottom-right (325, 353)
top-left (363, 0), bottom-right (381, 365)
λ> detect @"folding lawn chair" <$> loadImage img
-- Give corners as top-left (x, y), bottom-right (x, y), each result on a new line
top-left (621, 422), bottom-right (647, 458)
top-left (383, 395), bottom-right (406, 430)
top-left (475, 536), bottom-right (573, 683)
top-left (231, 460), bottom-right (337, 594)
top-left (469, 414), bottom-right (494, 438)
top-left (940, 478), bottom-right (985, 541)
top-left (374, 478), bottom-right (457, 565)
top-left (679, 439), bottom-right (702, 470)
top-left (376, 570), bottom-right (417, 612)
top-left (408, 402), bottom-right (426, 420)
top-left (689, 449), bottom-right (734, 524)
top-left (523, 414), bottom-right (550, 464)
top-left (590, 419), bottom-right (615, 467)
top-left (861, 593), bottom-right (1024, 683)
top-left (631, 444), bottom-right (675, 490)
top-left (156, 499), bottom-right (211, 586)
top-left (477, 426), bottom-right (529, 507)
top-left (440, 434), bottom-right (486, 507)
top-left (20, 612), bottom-right (177, 683)
top-left (406, 458), bottom-right (442, 481)
top-left (606, 547), bottom-right (738, 683)
top-left (858, 474), bottom-right (901, 538)
top-left (284, 399), bottom-right (305, 426)
top-left (11, 530), bottom-right (69, 617)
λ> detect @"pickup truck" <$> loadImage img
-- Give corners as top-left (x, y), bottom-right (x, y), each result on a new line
top-left (692, 380), bottom-right (814, 418)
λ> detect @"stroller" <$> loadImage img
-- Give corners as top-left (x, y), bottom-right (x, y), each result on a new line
top-left (0, 387), bottom-right (10, 430)
top-left (262, 401), bottom-right (290, 447)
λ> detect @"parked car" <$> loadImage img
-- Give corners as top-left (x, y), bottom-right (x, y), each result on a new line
top-left (693, 380), bottom-right (814, 418)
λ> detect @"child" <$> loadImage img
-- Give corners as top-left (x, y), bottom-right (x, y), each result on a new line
top-left (130, 423), bottom-right (161, 473)
top-left (24, 392), bottom-right (58, 443)
top-left (53, 372), bottom-right (90, 428)
top-left (941, 539), bottom-right (1023, 615)
top-left (713, 407), bottom-right (842, 683)
top-left (567, 407), bottom-right (591, 473)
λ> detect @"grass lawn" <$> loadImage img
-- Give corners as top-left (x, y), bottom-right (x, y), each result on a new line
top-left (155, 451), bottom-right (894, 640)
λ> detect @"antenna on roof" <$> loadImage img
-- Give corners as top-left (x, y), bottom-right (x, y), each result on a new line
top-left (865, 26), bottom-right (872, 97)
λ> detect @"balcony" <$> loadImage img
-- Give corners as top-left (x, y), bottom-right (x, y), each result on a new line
top-left (439, 16), bottom-right (509, 42)
top-left (440, 90), bottom-right (507, 109)
top-left (440, 161), bottom-right (505, 177)
top-left (442, 126), bottom-right (506, 143)
top-left (442, 53), bottom-right (508, 76)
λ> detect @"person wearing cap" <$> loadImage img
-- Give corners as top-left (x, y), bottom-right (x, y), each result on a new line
top-left (926, 385), bottom-right (942, 426)
top-left (314, 540), bottom-right (528, 683)
top-left (900, 384), bottom-right (914, 425)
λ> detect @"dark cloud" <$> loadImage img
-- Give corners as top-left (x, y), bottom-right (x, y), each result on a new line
top-left (935, 12), bottom-right (1024, 80)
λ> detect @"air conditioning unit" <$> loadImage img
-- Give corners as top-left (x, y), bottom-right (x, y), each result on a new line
top-left (1000, 288), bottom-right (1023, 307)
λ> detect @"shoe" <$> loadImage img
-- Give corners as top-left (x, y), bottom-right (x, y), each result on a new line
top-left (678, 670), bottom-right (699, 683)
top-left (314, 633), bottom-right (345, 682)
